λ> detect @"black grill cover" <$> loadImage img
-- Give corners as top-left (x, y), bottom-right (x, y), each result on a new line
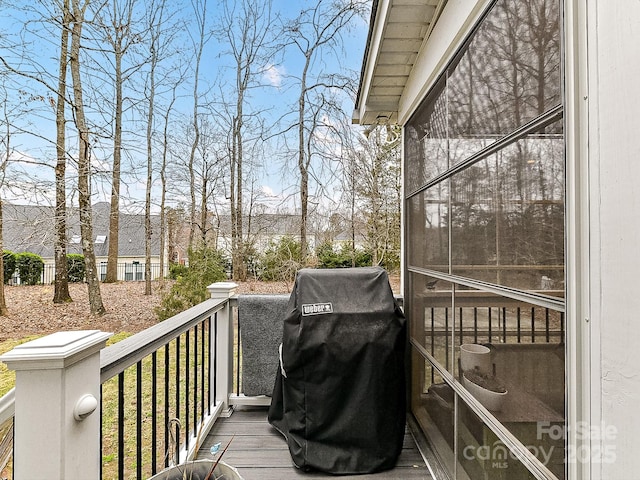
top-left (268, 267), bottom-right (406, 474)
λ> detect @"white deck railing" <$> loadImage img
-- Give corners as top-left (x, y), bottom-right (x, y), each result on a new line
top-left (0, 281), bottom-right (241, 480)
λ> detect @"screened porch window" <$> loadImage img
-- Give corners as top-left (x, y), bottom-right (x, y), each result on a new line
top-left (405, 0), bottom-right (564, 479)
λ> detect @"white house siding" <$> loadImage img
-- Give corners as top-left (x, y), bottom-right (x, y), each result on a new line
top-left (578, 1), bottom-right (640, 478)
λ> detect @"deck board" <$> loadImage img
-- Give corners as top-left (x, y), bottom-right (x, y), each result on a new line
top-left (197, 407), bottom-right (433, 480)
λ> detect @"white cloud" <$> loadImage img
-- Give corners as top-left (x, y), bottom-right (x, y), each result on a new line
top-left (261, 185), bottom-right (276, 197)
top-left (262, 63), bottom-right (285, 88)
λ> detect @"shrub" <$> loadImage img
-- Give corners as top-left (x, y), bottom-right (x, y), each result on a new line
top-left (316, 241), bottom-right (373, 269)
top-left (345, 244), bottom-right (373, 267)
top-left (379, 249), bottom-right (400, 272)
top-left (16, 252), bottom-right (44, 285)
top-left (259, 235), bottom-right (303, 283)
top-left (316, 241), bottom-right (345, 268)
top-left (168, 262), bottom-right (188, 280)
top-left (3, 250), bottom-right (16, 284)
top-left (66, 254), bottom-right (85, 283)
top-left (155, 247), bottom-right (227, 321)
top-left (243, 241), bottom-right (259, 279)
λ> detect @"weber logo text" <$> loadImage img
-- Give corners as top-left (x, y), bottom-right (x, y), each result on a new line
top-left (302, 303), bottom-right (333, 316)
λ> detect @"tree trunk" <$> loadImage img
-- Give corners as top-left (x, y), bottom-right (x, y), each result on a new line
top-left (0, 197), bottom-right (6, 316)
top-left (159, 90), bottom-right (177, 284)
top-left (144, 92), bottom-right (153, 296)
top-left (288, 1), bottom-right (366, 262)
top-left (188, 0), bottom-right (207, 251)
top-left (200, 161), bottom-right (208, 246)
top-left (144, 17), bottom-right (158, 296)
top-left (105, 43), bottom-right (123, 283)
top-left (53, 0), bottom-right (72, 304)
top-left (188, 121), bottom-right (198, 251)
top-left (221, 0), bottom-right (273, 281)
top-left (232, 91), bottom-right (246, 280)
top-left (229, 131), bottom-right (237, 277)
top-left (298, 58), bottom-right (309, 262)
top-left (70, 0), bottom-right (105, 315)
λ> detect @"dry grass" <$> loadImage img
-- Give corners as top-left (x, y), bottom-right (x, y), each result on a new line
top-left (0, 274), bottom-right (400, 342)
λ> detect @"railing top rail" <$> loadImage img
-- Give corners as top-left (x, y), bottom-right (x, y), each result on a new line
top-left (100, 296), bottom-right (228, 383)
top-left (414, 290), bottom-right (563, 309)
top-left (0, 388), bottom-right (14, 426)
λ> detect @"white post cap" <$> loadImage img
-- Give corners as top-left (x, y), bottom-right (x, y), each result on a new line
top-left (207, 281), bottom-right (239, 299)
top-left (0, 330), bottom-right (112, 371)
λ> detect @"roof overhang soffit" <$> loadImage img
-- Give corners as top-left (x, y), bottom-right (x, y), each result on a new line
top-left (354, 0), bottom-right (447, 126)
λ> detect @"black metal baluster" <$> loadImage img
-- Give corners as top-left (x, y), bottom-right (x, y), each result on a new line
top-left (473, 307), bottom-right (478, 344)
top-left (560, 312), bottom-right (565, 344)
top-left (531, 307), bottom-right (536, 343)
top-left (502, 307), bottom-right (507, 343)
top-left (201, 320), bottom-right (206, 420)
top-left (488, 308), bottom-right (492, 343)
top-left (213, 314), bottom-right (218, 403)
top-left (175, 336), bottom-right (180, 463)
top-left (237, 314), bottom-right (241, 396)
top-left (185, 329), bottom-right (190, 451)
top-left (458, 307), bottom-right (463, 347)
top-left (118, 371), bottom-right (125, 480)
top-left (545, 308), bottom-right (550, 343)
top-left (193, 325), bottom-right (198, 437)
top-left (100, 384), bottom-right (103, 479)
top-left (517, 307), bottom-right (522, 343)
top-left (136, 361), bottom-right (142, 480)
top-left (208, 316), bottom-right (213, 413)
top-left (164, 343), bottom-right (170, 468)
top-left (430, 308), bottom-right (435, 384)
top-left (152, 351), bottom-right (157, 475)
top-left (444, 308), bottom-right (449, 371)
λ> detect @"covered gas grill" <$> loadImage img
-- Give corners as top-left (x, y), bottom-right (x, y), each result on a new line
top-left (269, 267), bottom-right (406, 474)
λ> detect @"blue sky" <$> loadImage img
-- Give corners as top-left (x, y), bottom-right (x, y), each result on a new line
top-left (0, 0), bottom-right (371, 213)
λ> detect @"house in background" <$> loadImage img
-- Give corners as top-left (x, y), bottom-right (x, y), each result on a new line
top-left (215, 212), bottom-right (324, 255)
top-left (355, 0), bottom-right (638, 479)
top-left (3, 202), bottom-right (166, 282)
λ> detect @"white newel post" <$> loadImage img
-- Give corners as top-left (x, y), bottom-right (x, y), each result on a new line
top-left (0, 330), bottom-right (112, 480)
top-left (207, 282), bottom-right (237, 416)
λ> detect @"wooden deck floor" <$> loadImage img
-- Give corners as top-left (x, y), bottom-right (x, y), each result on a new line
top-left (198, 407), bottom-right (434, 480)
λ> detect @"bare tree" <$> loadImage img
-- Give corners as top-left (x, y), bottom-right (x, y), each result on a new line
top-left (186, 0), bottom-right (209, 251)
top-left (143, 0), bottom-right (185, 288)
top-left (0, 201), bottom-right (5, 315)
top-left (143, 0), bottom-right (158, 295)
top-left (0, 83), bottom-right (12, 315)
top-left (70, 0), bottom-right (105, 315)
top-left (158, 79), bottom-right (180, 283)
top-left (194, 119), bottom-right (226, 248)
top-left (141, 0), bottom-right (164, 295)
top-left (53, 0), bottom-right (72, 303)
top-left (283, 0), bottom-right (367, 261)
top-left (0, 1), bottom-right (75, 303)
top-left (216, 0), bottom-right (274, 280)
top-left (91, 0), bottom-right (143, 283)
top-left (354, 126), bottom-right (401, 267)
top-left (340, 138), bottom-right (361, 266)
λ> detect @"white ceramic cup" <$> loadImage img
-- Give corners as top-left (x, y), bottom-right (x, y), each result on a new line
top-left (459, 343), bottom-right (492, 374)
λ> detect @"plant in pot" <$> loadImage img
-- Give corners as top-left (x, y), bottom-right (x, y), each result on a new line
top-left (462, 366), bottom-right (508, 411)
top-left (149, 432), bottom-right (243, 480)
top-left (149, 459), bottom-right (242, 480)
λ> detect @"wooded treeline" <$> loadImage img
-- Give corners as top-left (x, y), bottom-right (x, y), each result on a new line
top-left (0, 0), bottom-right (401, 315)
